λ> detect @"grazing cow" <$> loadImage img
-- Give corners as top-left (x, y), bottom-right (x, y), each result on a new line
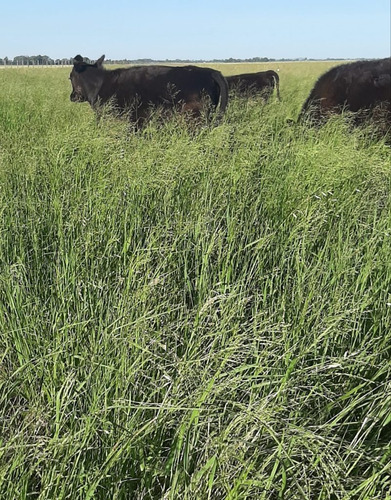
top-left (299, 58), bottom-right (391, 129)
top-left (226, 70), bottom-right (280, 101)
top-left (69, 55), bottom-right (228, 127)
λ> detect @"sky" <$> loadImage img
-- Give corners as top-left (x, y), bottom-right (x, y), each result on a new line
top-left (1, 0), bottom-right (390, 61)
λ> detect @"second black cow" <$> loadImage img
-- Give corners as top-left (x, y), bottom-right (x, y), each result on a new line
top-left (70, 55), bottom-right (229, 127)
top-left (226, 70), bottom-right (281, 101)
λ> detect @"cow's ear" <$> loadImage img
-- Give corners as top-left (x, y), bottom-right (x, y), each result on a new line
top-left (73, 55), bottom-right (87, 73)
top-left (95, 55), bottom-right (105, 68)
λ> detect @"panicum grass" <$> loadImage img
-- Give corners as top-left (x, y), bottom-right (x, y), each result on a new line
top-left (0, 63), bottom-right (390, 499)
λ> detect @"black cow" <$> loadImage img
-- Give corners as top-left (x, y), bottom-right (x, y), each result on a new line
top-left (69, 55), bottom-right (228, 127)
top-left (226, 70), bottom-right (280, 101)
top-left (299, 58), bottom-right (391, 128)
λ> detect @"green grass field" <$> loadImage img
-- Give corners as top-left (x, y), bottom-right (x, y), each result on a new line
top-left (0, 62), bottom-right (390, 499)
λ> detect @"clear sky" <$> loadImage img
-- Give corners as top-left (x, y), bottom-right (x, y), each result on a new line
top-left (2, 0), bottom-right (390, 60)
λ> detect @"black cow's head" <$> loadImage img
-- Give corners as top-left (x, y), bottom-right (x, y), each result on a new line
top-left (69, 54), bottom-right (105, 104)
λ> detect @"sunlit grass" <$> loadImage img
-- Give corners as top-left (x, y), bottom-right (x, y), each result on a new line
top-left (0, 63), bottom-right (390, 499)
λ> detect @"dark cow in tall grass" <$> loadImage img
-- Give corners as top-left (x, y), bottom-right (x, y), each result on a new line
top-left (299, 58), bottom-right (391, 131)
top-left (226, 70), bottom-right (280, 101)
top-left (69, 55), bottom-right (229, 127)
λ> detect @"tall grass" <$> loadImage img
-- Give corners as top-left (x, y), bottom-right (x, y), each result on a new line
top-left (0, 64), bottom-right (390, 499)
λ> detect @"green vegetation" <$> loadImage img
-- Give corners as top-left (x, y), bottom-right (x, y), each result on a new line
top-left (0, 63), bottom-right (390, 499)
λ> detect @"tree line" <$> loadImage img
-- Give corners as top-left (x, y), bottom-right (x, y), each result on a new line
top-left (1, 55), bottom-right (277, 66)
top-left (0, 55), bottom-right (86, 66)
top-left (1, 55), bottom-right (349, 66)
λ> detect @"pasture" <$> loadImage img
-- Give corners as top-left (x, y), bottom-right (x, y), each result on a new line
top-left (0, 61), bottom-right (390, 499)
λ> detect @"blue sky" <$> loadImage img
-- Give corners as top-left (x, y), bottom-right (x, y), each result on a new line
top-left (2, 0), bottom-right (390, 60)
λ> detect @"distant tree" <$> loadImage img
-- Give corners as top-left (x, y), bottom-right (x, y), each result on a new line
top-left (13, 55), bottom-right (29, 65)
top-left (42, 55), bottom-right (54, 65)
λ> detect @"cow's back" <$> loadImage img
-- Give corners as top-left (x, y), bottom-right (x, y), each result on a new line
top-left (99, 65), bottom-right (224, 110)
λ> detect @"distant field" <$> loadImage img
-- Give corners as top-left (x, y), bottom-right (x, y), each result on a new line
top-left (0, 62), bottom-right (390, 499)
top-left (204, 59), bottom-right (342, 74)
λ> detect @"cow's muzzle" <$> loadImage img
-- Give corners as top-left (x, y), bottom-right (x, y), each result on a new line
top-left (70, 91), bottom-right (86, 102)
